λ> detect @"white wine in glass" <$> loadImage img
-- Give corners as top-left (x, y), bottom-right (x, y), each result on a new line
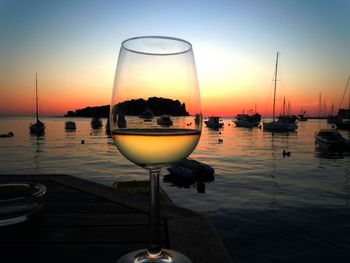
top-left (111, 36), bottom-right (202, 263)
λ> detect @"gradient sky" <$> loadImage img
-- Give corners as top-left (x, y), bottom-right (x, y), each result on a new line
top-left (1, 0), bottom-right (350, 117)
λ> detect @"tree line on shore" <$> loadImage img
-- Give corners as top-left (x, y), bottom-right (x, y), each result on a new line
top-left (64, 97), bottom-right (188, 117)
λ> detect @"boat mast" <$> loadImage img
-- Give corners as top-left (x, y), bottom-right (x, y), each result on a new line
top-left (339, 74), bottom-right (350, 110)
top-left (36, 73), bottom-right (39, 122)
top-left (288, 100), bottom-right (291, 116)
top-left (331, 103), bottom-right (334, 116)
top-left (272, 52), bottom-right (279, 123)
top-left (319, 92), bottom-right (321, 118)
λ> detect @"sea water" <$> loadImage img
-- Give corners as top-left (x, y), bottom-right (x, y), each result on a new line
top-left (0, 116), bottom-right (349, 263)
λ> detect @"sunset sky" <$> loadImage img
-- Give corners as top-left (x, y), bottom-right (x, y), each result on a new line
top-left (1, 0), bottom-right (350, 117)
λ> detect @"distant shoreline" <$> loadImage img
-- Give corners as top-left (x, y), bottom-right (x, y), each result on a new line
top-left (0, 115), bottom-right (332, 120)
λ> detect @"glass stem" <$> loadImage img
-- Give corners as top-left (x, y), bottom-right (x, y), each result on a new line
top-left (148, 170), bottom-right (161, 256)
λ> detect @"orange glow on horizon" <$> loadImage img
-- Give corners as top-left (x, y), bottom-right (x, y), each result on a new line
top-left (0, 84), bottom-right (344, 118)
top-left (0, 57), bottom-right (347, 118)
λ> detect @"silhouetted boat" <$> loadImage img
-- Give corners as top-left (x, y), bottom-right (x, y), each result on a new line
top-left (297, 111), bottom-right (308, 121)
top-left (315, 129), bottom-right (347, 153)
top-left (29, 74), bottom-right (45, 135)
top-left (195, 114), bottom-right (201, 125)
top-left (139, 106), bottom-right (153, 121)
top-left (91, 116), bottom-right (102, 129)
top-left (65, 121), bottom-right (76, 130)
top-left (263, 52), bottom-right (298, 132)
top-left (204, 116), bottom-right (223, 129)
top-left (0, 132), bottom-right (14, 138)
top-left (167, 158), bottom-right (215, 180)
top-left (157, 115), bottom-right (173, 126)
top-left (334, 109), bottom-right (350, 130)
top-left (234, 112), bottom-right (261, 128)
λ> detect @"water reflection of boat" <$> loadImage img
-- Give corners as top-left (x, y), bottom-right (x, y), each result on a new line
top-left (315, 129), bottom-right (347, 153)
top-left (91, 116), bottom-right (102, 129)
top-left (204, 116), bottom-right (223, 129)
top-left (157, 115), bottom-right (173, 126)
top-left (234, 112), bottom-right (261, 128)
top-left (29, 74), bottom-right (45, 135)
top-left (117, 114), bottom-right (127, 128)
top-left (65, 121), bottom-right (76, 130)
top-left (106, 116), bottom-right (110, 134)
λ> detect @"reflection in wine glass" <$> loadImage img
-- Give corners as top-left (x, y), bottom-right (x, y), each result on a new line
top-left (110, 36), bottom-right (202, 263)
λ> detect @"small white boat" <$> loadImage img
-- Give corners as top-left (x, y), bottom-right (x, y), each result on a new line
top-left (204, 116), bottom-right (223, 129)
top-left (65, 121), bottom-right (76, 130)
top-left (315, 129), bottom-right (347, 153)
top-left (157, 115), bottom-right (173, 126)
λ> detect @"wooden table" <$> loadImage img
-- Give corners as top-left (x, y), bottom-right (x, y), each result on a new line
top-left (0, 174), bottom-right (233, 263)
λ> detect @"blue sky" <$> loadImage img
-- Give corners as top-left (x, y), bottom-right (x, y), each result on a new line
top-left (1, 0), bottom-right (350, 116)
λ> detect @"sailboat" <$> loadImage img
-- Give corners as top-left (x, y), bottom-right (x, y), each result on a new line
top-left (263, 52), bottom-right (298, 132)
top-left (29, 73), bottom-right (45, 134)
top-left (334, 75), bottom-right (350, 130)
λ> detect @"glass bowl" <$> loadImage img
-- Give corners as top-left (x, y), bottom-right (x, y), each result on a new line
top-left (0, 182), bottom-right (46, 226)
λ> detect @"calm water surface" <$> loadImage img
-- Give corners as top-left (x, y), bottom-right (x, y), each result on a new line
top-left (1, 116), bottom-right (350, 263)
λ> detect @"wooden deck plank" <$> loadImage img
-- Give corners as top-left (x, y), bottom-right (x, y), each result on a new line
top-left (0, 244), bottom-right (147, 263)
top-left (38, 213), bottom-right (151, 226)
top-left (0, 225), bottom-right (166, 243)
top-left (0, 174), bottom-right (233, 263)
top-left (43, 202), bottom-right (136, 213)
top-left (168, 215), bottom-right (234, 263)
top-left (51, 174), bottom-right (199, 218)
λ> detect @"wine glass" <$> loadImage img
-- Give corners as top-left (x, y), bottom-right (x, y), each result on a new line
top-left (110, 36), bottom-right (202, 263)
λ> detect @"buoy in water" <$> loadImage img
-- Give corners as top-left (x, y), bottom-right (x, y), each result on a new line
top-left (282, 150), bottom-right (291, 157)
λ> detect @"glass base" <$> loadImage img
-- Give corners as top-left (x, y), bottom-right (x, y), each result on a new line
top-left (117, 249), bottom-right (192, 263)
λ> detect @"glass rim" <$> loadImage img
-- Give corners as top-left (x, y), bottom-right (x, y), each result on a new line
top-left (121, 36), bottom-right (192, 56)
